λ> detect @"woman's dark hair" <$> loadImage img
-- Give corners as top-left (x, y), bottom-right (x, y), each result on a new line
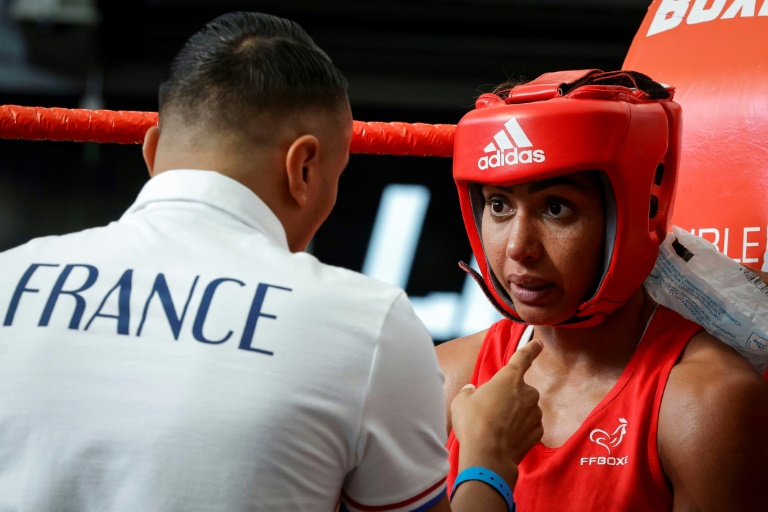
top-left (158, 11), bottom-right (349, 126)
top-left (489, 70), bottom-right (670, 102)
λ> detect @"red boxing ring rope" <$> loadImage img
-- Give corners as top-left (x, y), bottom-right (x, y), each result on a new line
top-left (0, 105), bottom-right (456, 158)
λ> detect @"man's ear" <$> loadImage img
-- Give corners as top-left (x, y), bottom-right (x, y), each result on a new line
top-left (285, 134), bottom-right (320, 207)
top-left (142, 125), bottom-right (160, 177)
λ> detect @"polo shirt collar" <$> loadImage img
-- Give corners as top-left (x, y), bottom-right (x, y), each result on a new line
top-left (123, 169), bottom-right (289, 249)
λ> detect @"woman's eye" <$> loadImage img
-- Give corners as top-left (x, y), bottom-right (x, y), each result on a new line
top-left (546, 200), bottom-right (572, 218)
top-left (485, 196), bottom-right (512, 217)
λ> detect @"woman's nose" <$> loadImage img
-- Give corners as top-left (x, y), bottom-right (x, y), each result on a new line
top-left (505, 213), bottom-right (542, 262)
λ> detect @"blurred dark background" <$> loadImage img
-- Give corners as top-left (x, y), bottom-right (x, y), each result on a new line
top-left (0, 0), bottom-right (652, 341)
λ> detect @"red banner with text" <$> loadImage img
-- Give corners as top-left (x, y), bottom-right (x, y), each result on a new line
top-left (623, 0), bottom-right (767, 270)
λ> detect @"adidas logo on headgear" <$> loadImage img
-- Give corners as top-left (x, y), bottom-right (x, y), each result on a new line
top-left (477, 117), bottom-right (545, 170)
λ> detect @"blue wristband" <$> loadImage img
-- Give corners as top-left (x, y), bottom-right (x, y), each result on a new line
top-left (450, 466), bottom-right (516, 512)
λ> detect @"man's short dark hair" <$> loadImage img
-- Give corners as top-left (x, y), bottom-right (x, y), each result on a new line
top-left (158, 11), bottom-right (349, 128)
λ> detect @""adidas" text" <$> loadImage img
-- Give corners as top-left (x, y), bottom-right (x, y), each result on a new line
top-left (478, 147), bottom-right (546, 170)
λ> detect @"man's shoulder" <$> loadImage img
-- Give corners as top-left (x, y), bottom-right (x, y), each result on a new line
top-left (0, 225), bottom-right (112, 260)
top-left (290, 251), bottom-right (407, 302)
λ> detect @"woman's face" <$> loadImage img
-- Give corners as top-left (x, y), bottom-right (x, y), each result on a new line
top-left (480, 171), bottom-right (606, 326)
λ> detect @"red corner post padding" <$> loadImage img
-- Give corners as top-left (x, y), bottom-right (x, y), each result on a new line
top-left (623, 1), bottom-right (768, 380)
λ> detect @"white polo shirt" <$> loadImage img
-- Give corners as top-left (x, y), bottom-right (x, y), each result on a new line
top-left (0, 170), bottom-right (449, 511)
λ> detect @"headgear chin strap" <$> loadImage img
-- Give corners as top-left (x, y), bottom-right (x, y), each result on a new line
top-left (454, 69), bottom-right (682, 328)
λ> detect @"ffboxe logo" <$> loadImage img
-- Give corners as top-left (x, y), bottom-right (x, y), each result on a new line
top-left (589, 417), bottom-right (628, 454)
top-left (477, 117), bottom-right (545, 170)
top-left (580, 418), bottom-right (630, 467)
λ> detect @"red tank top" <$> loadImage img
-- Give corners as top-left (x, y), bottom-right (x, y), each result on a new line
top-left (446, 306), bottom-right (702, 512)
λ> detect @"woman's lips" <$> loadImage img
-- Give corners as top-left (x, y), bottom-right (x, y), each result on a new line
top-left (508, 277), bottom-right (555, 304)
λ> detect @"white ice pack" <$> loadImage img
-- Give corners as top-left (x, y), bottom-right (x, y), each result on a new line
top-left (644, 226), bottom-right (768, 373)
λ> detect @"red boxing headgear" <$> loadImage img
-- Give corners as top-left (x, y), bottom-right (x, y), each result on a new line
top-left (454, 69), bottom-right (682, 327)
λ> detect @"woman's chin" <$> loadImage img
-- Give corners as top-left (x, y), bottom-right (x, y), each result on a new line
top-left (514, 304), bottom-right (575, 327)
